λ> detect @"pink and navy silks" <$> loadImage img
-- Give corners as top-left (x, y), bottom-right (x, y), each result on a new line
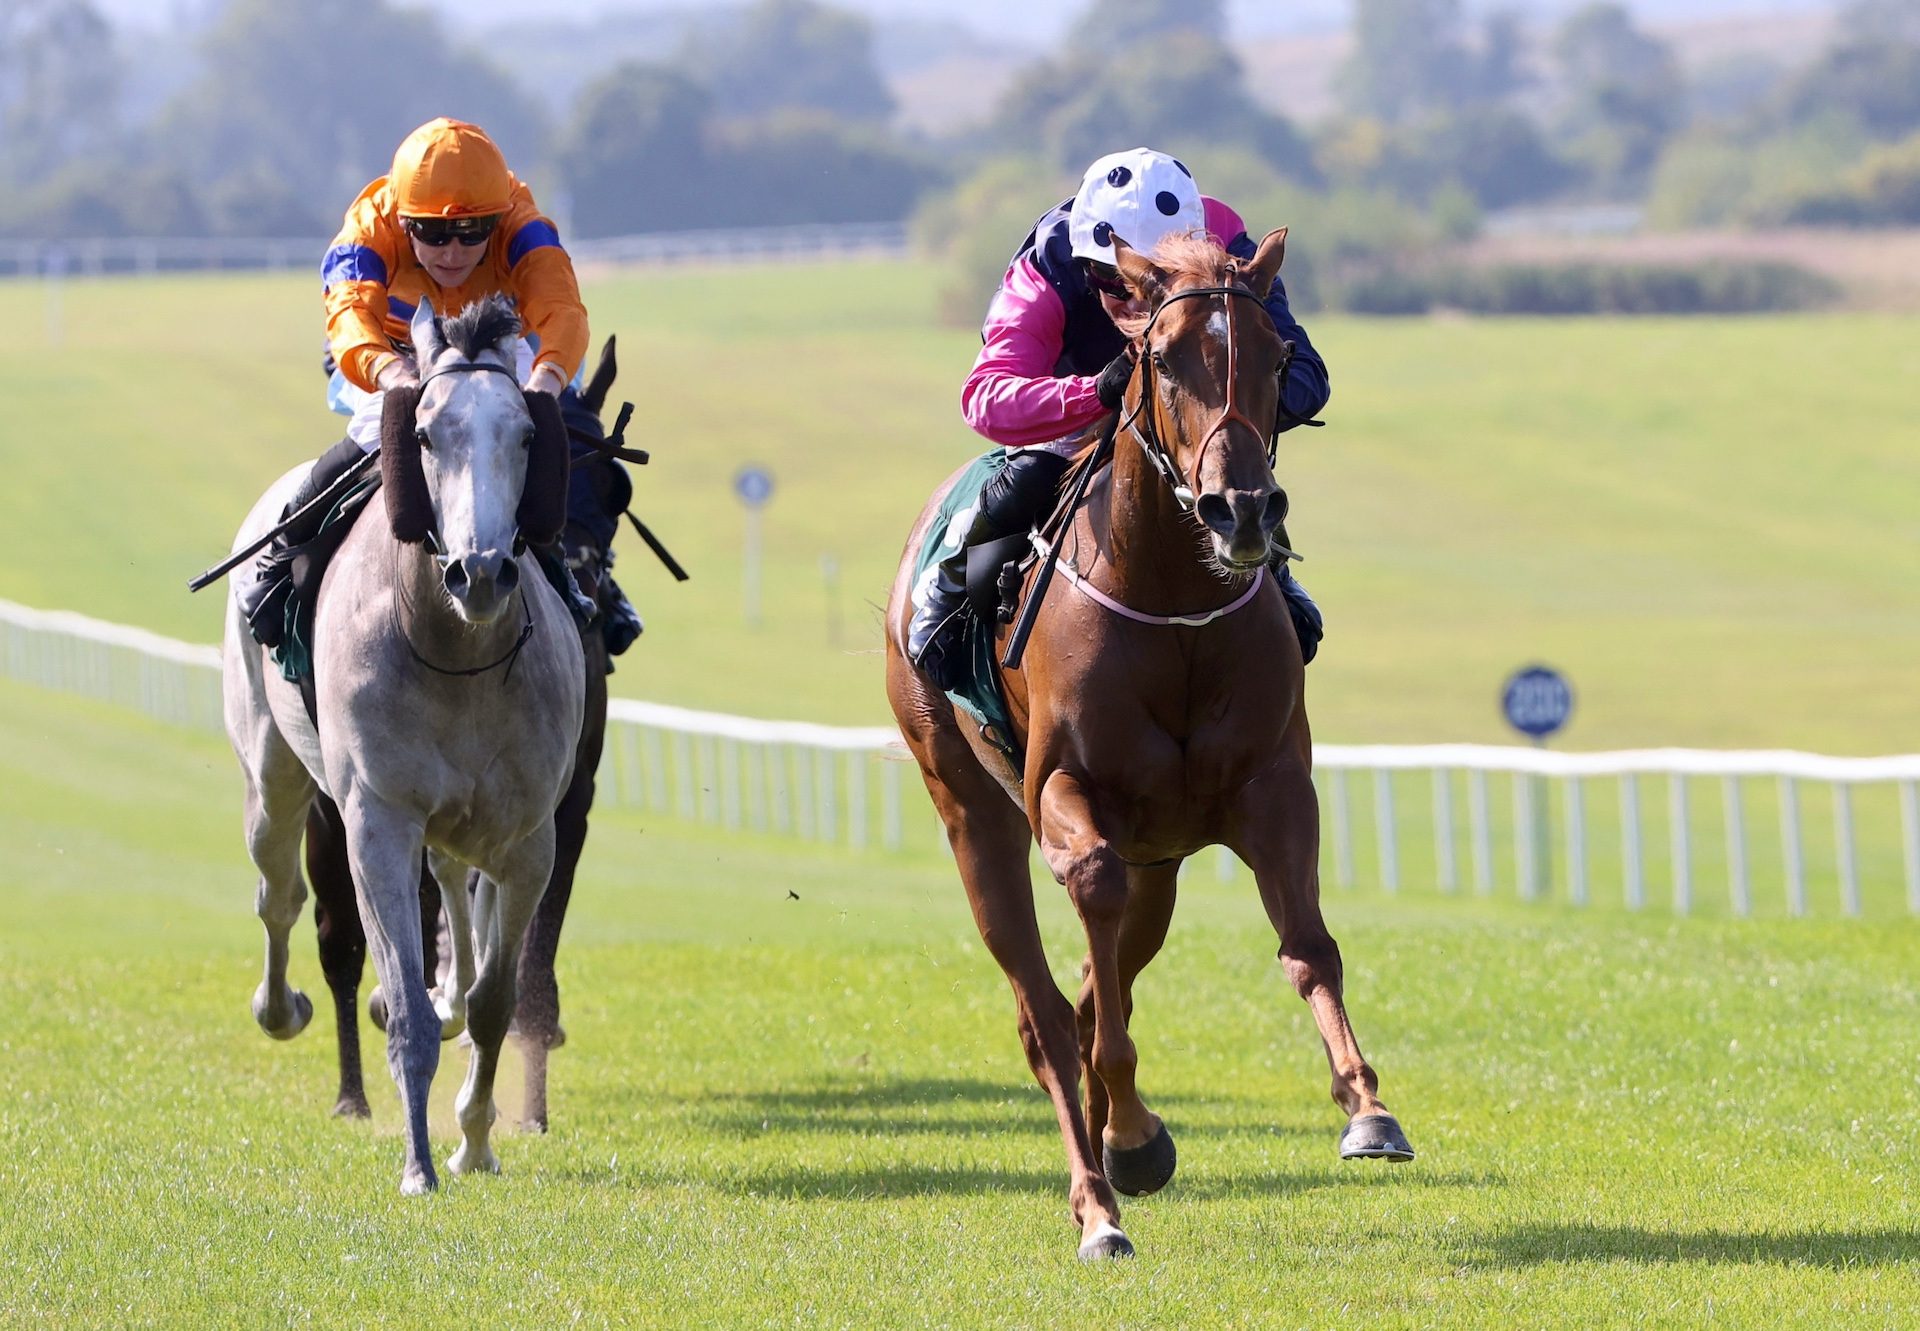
top-left (960, 195), bottom-right (1330, 449)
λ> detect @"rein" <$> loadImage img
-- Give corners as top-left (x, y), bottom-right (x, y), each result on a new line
top-left (1031, 534), bottom-right (1267, 628)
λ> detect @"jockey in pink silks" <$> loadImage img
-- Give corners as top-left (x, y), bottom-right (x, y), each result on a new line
top-left (907, 147), bottom-right (1331, 688)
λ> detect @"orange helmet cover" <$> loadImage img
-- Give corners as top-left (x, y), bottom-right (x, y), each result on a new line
top-left (390, 118), bottom-right (513, 219)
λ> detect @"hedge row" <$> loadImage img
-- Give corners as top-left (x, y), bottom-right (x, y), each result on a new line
top-left (1338, 260), bottom-right (1839, 316)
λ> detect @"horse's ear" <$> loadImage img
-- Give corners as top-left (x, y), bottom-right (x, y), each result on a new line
top-left (410, 298), bottom-right (445, 368)
top-left (517, 391), bottom-right (568, 547)
top-left (1246, 227), bottom-right (1288, 296)
top-left (582, 335), bottom-right (617, 414)
top-left (1111, 234), bottom-right (1166, 307)
top-left (379, 385), bottom-right (433, 544)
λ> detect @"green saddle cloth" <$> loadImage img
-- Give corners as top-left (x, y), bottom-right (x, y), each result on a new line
top-left (911, 450), bottom-right (1018, 753)
top-left (273, 473), bottom-right (381, 685)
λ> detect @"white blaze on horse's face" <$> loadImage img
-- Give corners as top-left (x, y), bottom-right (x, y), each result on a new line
top-left (409, 303), bottom-right (531, 625)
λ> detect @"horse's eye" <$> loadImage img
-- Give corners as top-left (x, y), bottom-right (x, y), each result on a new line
top-left (414, 428), bottom-right (431, 451)
top-left (1151, 350), bottom-right (1170, 375)
top-left (521, 428), bottom-right (534, 450)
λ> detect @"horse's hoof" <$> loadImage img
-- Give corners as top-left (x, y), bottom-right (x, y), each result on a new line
top-left (1104, 1121), bottom-right (1178, 1197)
top-left (331, 1092), bottom-right (371, 1120)
top-left (1339, 1113), bottom-right (1416, 1161)
top-left (366, 987), bottom-right (388, 1033)
top-left (1077, 1221), bottom-right (1136, 1261)
top-left (522, 1113), bottom-right (550, 1135)
top-left (448, 1143), bottom-right (500, 1177)
top-left (399, 1163), bottom-right (438, 1196)
top-left (253, 985), bottom-right (313, 1041)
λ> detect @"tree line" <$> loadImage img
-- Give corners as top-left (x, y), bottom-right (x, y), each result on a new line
top-left (1, 0), bottom-right (1916, 245)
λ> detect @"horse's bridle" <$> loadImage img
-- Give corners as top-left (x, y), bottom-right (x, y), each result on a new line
top-left (1120, 280), bottom-right (1307, 510)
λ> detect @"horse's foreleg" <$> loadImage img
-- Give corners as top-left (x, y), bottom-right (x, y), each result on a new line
top-left (427, 850), bottom-right (474, 1041)
top-left (451, 825), bottom-right (555, 1178)
top-left (244, 744), bottom-right (316, 1043)
top-left (1040, 773), bottom-right (1170, 1194)
top-left (343, 795), bottom-right (441, 1194)
top-left (307, 795), bottom-right (370, 1117)
top-left (1072, 860), bottom-right (1180, 1196)
top-left (1234, 724), bottom-right (1413, 1163)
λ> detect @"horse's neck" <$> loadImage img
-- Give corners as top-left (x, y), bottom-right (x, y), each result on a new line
top-left (1096, 429), bottom-right (1230, 609)
top-left (389, 537), bottom-right (523, 668)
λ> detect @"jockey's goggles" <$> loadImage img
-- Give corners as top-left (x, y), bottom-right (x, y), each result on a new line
top-left (1086, 263), bottom-right (1130, 299)
top-left (403, 215), bottom-right (501, 248)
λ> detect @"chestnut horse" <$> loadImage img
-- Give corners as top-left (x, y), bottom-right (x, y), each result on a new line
top-left (885, 229), bottom-right (1413, 1261)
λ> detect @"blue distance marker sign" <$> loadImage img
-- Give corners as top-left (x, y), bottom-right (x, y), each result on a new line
top-left (733, 466), bottom-right (775, 509)
top-left (1501, 665), bottom-right (1574, 741)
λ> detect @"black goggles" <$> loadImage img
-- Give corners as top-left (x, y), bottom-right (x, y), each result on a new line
top-left (1086, 264), bottom-right (1130, 299)
top-left (403, 215), bottom-right (501, 248)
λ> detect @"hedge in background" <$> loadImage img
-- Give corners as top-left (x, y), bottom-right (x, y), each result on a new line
top-left (1341, 260), bottom-right (1839, 315)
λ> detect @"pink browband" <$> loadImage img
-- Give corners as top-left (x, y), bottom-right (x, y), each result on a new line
top-left (1031, 535), bottom-right (1267, 628)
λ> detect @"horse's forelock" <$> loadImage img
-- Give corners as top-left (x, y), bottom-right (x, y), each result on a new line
top-left (437, 293), bottom-right (522, 365)
top-left (1150, 232), bottom-right (1236, 292)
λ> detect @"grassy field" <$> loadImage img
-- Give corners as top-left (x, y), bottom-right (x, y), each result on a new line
top-left (2, 263), bottom-right (1918, 1325)
top-left (4, 678), bottom-right (1919, 1328)
top-left (0, 264), bottom-right (1916, 750)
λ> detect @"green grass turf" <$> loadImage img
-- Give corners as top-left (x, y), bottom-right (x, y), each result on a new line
top-left (0, 265), bottom-right (1916, 751)
top-left (4, 677), bottom-right (1919, 1328)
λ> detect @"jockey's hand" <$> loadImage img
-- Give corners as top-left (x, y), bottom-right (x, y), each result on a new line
top-left (525, 362), bottom-right (568, 397)
top-left (376, 357), bottom-right (418, 392)
top-left (1095, 350), bottom-right (1136, 411)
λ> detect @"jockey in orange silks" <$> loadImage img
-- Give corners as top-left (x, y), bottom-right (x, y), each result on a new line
top-left (241, 118), bottom-right (639, 656)
top-left (906, 147), bottom-right (1331, 688)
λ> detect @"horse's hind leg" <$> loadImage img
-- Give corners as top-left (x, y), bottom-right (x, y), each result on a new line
top-left (307, 795), bottom-right (370, 1116)
top-left (342, 795), bottom-right (441, 1194)
top-left (1233, 717), bottom-right (1413, 1162)
top-left (451, 825), bottom-right (556, 1177)
top-left (243, 736), bottom-right (316, 1042)
top-left (515, 638), bottom-right (606, 1131)
top-left (426, 850), bottom-right (474, 1041)
top-left (1072, 860), bottom-right (1180, 1196)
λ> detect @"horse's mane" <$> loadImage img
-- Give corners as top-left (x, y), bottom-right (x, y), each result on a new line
top-left (439, 293), bottom-right (522, 362)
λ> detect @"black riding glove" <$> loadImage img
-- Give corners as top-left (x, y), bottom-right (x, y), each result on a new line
top-left (1094, 351), bottom-right (1135, 411)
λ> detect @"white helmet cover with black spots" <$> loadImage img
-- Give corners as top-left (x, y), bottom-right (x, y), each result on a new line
top-left (1067, 147), bottom-right (1204, 264)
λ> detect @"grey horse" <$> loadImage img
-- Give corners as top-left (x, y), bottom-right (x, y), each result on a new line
top-left (222, 295), bottom-right (585, 1194)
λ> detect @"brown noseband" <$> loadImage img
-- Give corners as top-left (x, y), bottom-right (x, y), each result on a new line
top-left (1124, 280), bottom-right (1278, 508)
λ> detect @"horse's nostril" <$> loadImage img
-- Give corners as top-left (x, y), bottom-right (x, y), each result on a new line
top-left (1260, 490), bottom-right (1287, 533)
top-left (442, 561), bottom-right (469, 596)
top-left (496, 557), bottom-right (520, 592)
top-left (1195, 492), bottom-right (1236, 537)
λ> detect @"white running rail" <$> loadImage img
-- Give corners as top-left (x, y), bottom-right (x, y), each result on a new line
top-left (5, 597), bottom-right (1917, 916)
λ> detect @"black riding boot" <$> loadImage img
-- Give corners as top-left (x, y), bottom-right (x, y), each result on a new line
top-left (907, 448), bottom-right (1072, 689)
top-left (239, 437), bottom-right (367, 648)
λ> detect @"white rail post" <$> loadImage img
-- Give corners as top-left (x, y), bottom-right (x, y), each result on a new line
top-left (847, 751), bottom-right (868, 850)
top-left (698, 734), bottom-right (721, 823)
top-left (1433, 768), bottom-right (1457, 892)
top-left (1469, 769), bottom-right (1493, 895)
top-left (815, 747), bottom-right (836, 843)
top-left (1834, 782), bottom-right (1860, 917)
top-left (748, 742), bottom-right (769, 833)
top-left (1374, 769), bottom-right (1399, 893)
top-left (770, 744), bottom-right (793, 834)
top-left (1723, 775), bottom-right (1749, 918)
top-left (1515, 773), bottom-right (1538, 901)
top-left (1621, 773), bottom-right (1643, 910)
top-left (643, 728), bottom-right (669, 813)
top-left (1329, 769), bottom-right (1353, 889)
top-left (882, 758), bottom-right (903, 851)
top-left (1780, 775), bottom-right (1805, 917)
top-left (672, 730), bottom-right (695, 819)
top-left (793, 745), bottom-right (814, 839)
top-left (1900, 780), bottom-right (1920, 915)
top-left (721, 740), bottom-right (743, 830)
top-left (1670, 774), bottom-right (1691, 916)
top-left (1565, 776), bottom-right (1587, 906)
